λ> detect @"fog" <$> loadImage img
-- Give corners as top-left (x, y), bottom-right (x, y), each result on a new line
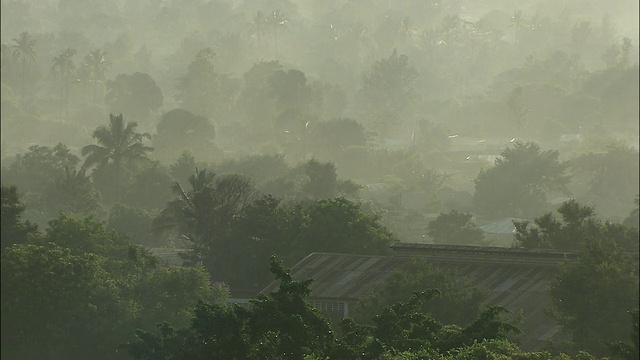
top-left (2, 2), bottom-right (640, 359)
top-left (1, 0), bottom-right (638, 232)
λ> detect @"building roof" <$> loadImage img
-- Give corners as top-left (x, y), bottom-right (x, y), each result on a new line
top-left (261, 253), bottom-right (409, 301)
top-left (260, 244), bottom-right (587, 350)
top-left (479, 218), bottom-right (528, 234)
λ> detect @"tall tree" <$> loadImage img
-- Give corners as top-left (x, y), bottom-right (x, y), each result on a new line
top-left (81, 113), bottom-right (153, 202)
top-left (548, 237), bottom-right (639, 356)
top-left (11, 31), bottom-right (36, 99)
top-left (153, 169), bottom-right (256, 281)
top-left (514, 199), bottom-right (638, 252)
top-left (175, 48), bottom-right (220, 120)
top-left (1, 185), bottom-right (38, 254)
top-left (250, 11), bottom-right (269, 60)
top-left (570, 145), bottom-right (639, 217)
top-left (623, 196), bottom-right (639, 229)
top-left (474, 142), bottom-right (571, 219)
top-left (510, 10), bottom-right (526, 50)
top-left (84, 49), bottom-right (110, 104)
top-left (506, 86), bottom-right (530, 137)
top-left (153, 109), bottom-right (218, 163)
top-left (124, 257), bottom-right (334, 360)
top-left (1, 214), bottom-right (227, 360)
top-left (428, 210), bottom-right (486, 245)
top-left (270, 9), bottom-right (287, 59)
top-left (2, 143), bottom-right (82, 224)
top-left (360, 49), bottom-right (418, 134)
top-left (105, 72), bottom-right (163, 124)
top-left (51, 48), bottom-right (77, 116)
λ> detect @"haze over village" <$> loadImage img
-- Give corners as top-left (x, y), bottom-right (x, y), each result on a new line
top-left (1, 1), bottom-right (638, 359)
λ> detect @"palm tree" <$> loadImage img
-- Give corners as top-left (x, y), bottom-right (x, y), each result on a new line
top-left (153, 169), bottom-right (255, 277)
top-left (85, 49), bottom-right (111, 104)
top-left (82, 113), bottom-right (153, 201)
top-left (270, 9), bottom-right (287, 60)
top-left (11, 31), bottom-right (36, 98)
top-left (51, 48), bottom-right (77, 116)
top-left (250, 11), bottom-right (269, 60)
top-left (1, 43), bottom-right (15, 85)
top-left (510, 10), bottom-right (525, 50)
top-left (153, 168), bottom-right (218, 266)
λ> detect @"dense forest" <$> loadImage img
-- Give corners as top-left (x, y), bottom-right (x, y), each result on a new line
top-left (1, 0), bottom-right (638, 359)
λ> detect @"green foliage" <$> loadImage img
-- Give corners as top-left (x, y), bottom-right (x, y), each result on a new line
top-left (548, 237), bottom-right (639, 356)
top-left (169, 151), bottom-right (198, 188)
top-left (153, 109), bottom-right (218, 163)
top-left (442, 339), bottom-right (598, 360)
top-left (0, 184), bottom-right (38, 253)
top-left (374, 290), bottom-right (446, 353)
top-left (107, 203), bottom-right (163, 247)
top-left (299, 197), bottom-right (396, 255)
top-left (1, 213), bottom-right (227, 360)
top-left (153, 169), bottom-right (257, 281)
top-left (238, 60), bottom-right (282, 125)
top-left (125, 266), bottom-right (229, 330)
top-left (269, 68), bottom-right (313, 116)
top-left (474, 142), bottom-right (571, 219)
top-left (412, 118), bottom-right (451, 156)
top-left (82, 113), bottom-right (153, 169)
top-left (105, 72), bottom-right (164, 122)
top-left (581, 65), bottom-right (638, 132)
top-left (154, 167), bottom-right (392, 288)
top-left (42, 214), bottom-right (130, 257)
top-left (307, 118), bottom-right (368, 160)
top-left (428, 210), bottom-right (486, 245)
top-left (514, 199), bottom-right (638, 251)
top-left (123, 162), bottom-right (174, 210)
top-left (1, 143), bottom-right (101, 224)
top-left (82, 113), bottom-right (153, 202)
top-left (124, 257), bottom-right (334, 360)
top-left (252, 158), bottom-right (362, 200)
top-left (47, 166), bottom-right (103, 215)
top-left (217, 153), bottom-right (289, 185)
top-left (623, 196), bottom-right (639, 229)
top-left (353, 257), bottom-right (487, 326)
top-left (176, 48), bottom-right (222, 119)
top-left (302, 158), bottom-right (361, 199)
top-left (120, 259), bottom-right (619, 360)
top-left (606, 308), bottom-right (639, 360)
top-left (10, 31), bottom-right (37, 97)
top-left (225, 194), bottom-right (305, 288)
top-left (1, 243), bottom-right (125, 360)
top-left (3, 143), bottom-right (79, 192)
top-left (307, 81), bottom-right (348, 120)
top-left (217, 194), bottom-right (393, 289)
top-left (570, 146), bottom-right (639, 217)
top-left (360, 49), bottom-right (417, 134)
top-left (459, 306), bottom-right (522, 346)
top-left (336, 292), bottom-right (520, 359)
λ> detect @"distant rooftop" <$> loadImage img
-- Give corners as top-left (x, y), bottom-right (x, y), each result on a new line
top-left (260, 244), bottom-right (588, 350)
top-left (261, 253), bottom-right (407, 301)
top-left (479, 218), bottom-right (527, 235)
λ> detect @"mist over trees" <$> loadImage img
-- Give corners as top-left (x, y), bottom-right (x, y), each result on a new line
top-left (1, 0), bottom-right (638, 359)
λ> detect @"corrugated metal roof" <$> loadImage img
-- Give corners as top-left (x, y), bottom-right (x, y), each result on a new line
top-left (260, 245), bottom-right (579, 351)
top-left (479, 218), bottom-right (528, 234)
top-left (262, 253), bottom-right (409, 300)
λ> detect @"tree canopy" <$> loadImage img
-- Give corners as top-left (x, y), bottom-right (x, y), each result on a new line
top-left (474, 141), bottom-right (571, 219)
top-left (1, 213), bottom-right (227, 360)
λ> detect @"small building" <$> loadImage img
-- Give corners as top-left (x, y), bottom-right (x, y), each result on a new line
top-left (260, 243), bottom-right (583, 351)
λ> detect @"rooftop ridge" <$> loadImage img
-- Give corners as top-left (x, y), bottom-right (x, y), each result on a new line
top-left (390, 242), bottom-right (639, 260)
